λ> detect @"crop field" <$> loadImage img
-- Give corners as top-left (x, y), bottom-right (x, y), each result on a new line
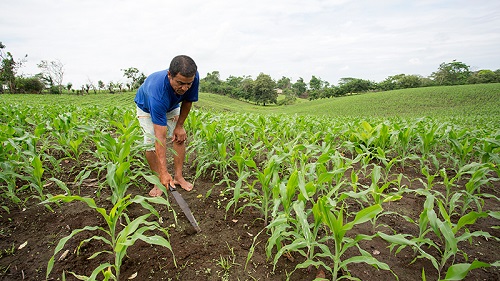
top-left (0, 84), bottom-right (499, 281)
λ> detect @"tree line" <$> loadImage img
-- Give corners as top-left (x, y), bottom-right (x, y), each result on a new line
top-left (2, 41), bottom-right (499, 102)
top-left (200, 60), bottom-right (500, 104)
top-left (0, 42), bottom-right (146, 95)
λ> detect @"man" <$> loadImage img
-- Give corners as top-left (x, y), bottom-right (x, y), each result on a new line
top-left (134, 55), bottom-right (199, 196)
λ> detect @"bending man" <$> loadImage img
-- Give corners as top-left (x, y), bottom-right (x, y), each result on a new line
top-left (134, 55), bottom-right (199, 196)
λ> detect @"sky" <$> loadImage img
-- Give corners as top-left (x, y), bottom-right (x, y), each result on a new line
top-left (1, 0), bottom-right (500, 88)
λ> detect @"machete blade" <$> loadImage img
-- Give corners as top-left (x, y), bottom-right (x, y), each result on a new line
top-left (169, 184), bottom-right (201, 233)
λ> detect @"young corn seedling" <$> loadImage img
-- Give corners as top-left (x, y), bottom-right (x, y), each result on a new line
top-left (224, 153), bottom-right (257, 215)
top-left (0, 161), bottom-right (23, 206)
top-left (391, 121), bottom-right (416, 170)
top-left (44, 194), bottom-right (175, 281)
top-left (447, 129), bottom-right (477, 169)
top-left (367, 165), bottom-right (403, 232)
top-left (416, 119), bottom-right (441, 158)
top-left (380, 192), bottom-right (498, 280)
top-left (436, 168), bottom-right (463, 217)
top-left (417, 164), bottom-right (439, 191)
top-left (25, 154), bottom-right (49, 202)
top-left (269, 200), bottom-right (327, 278)
top-left (478, 136), bottom-right (500, 164)
top-left (253, 154), bottom-right (285, 225)
top-left (459, 162), bottom-right (494, 215)
top-left (311, 196), bottom-right (394, 280)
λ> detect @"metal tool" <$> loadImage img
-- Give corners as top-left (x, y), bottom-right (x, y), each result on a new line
top-left (168, 184), bottom-right (201, 233)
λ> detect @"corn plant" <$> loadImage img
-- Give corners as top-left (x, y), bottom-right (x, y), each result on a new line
top-left (44, 194), bottom-right (175, 281)
top-left (458, 162), bottom-right (495, 215)
top-left (478, 136), bottom-right (500, 164)
top-left (418, 164), bottom-right (439, 191)
top-left (391, 121), bottom-right (417, 169)
top-left (447, 129), bottom-right (477, 168)
top-left (253, 154), bottom-right (286, 225)
top-left (188, 114), bottom-right (237, 181)
top-left (0, 161), bottom-right (23, 207)
top-left (380, 192), bottom-right (499, 280)
top-left (366, 165), bottom-right (404, 231)
top-left (436, 168), bottom-right (463, 217)
top-left (308, 197), bottom-right (392, 280)
top-left (224, 153), bottom-right (257, 215)
top-left (267, 200), bottom-right (326, 279)
top-left (416, 119), bottom-right (441, 158)
top-left (314, 149), bottom-right (353, 198)
top-left (348, 120), bottom-right (392, 155)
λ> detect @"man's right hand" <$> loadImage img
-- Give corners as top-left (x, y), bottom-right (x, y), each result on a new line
top-left (160, 173), bottom-right (175, 189)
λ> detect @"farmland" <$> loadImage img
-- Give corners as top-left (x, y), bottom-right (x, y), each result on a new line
top-left (0, 83), bottom-right (499, 281)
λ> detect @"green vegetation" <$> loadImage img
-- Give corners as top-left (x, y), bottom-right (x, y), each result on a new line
top-left (1, 84), bottom-right (499, 280)
top-left (197, 83), bottom-right (500, 119)
top-left (199, 61), bottom-right (500, 103)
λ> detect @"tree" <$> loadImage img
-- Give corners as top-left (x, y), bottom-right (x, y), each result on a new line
top-left (307, 75), bottom-right (327, 100)
top-left (0, 42), bottom-right (27, 93)
top-left (431, 60), bottom-right (471, 85)
top-left (122, 67), bottom-right (146, 90)
top-left (15, 76), bottom-right (44, 94)
top-left (98, 80), bottom-right (105, 92)
top-left (37, 60), bottom-right (65, 94)
top-left (309, 75), bottom-right (324, 91)
top-left (240, 76), bottom-right (254, 100)
top-left (252, 73), bottom-right (276, 105)
top-left (225, 75), bottom-right (244, 99)
top-left (378, 74), bottom-right (423, 90)
top-left (277, 76), bottom-right (292, 90)
top-left (292, 77), bottom-right (307, 97)
top-left (200, 71), bottom-right (222, 94)
top-left (107, 81), bottom-right (116, 93)
top-left (338, 78), bottom-right (375, 95)
top-left (87, 79), bottom-right (98, 94)
top-left (468, 69), bottom-right (499, 84)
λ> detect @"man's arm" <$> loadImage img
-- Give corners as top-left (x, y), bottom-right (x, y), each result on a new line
top-left (153, 124), bottom-right (174, 187)
top-left (172, 101), bottom-right (192, 143)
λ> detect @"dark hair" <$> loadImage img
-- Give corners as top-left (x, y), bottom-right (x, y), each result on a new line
top-left (169, 55), bottom-right (197, 78)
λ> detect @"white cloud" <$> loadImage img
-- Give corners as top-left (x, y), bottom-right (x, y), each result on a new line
top-left (1, 0), bottom-right (499, 87)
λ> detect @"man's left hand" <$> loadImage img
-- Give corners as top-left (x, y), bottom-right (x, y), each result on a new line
top-left (172, 127), bottom-right (187, 143)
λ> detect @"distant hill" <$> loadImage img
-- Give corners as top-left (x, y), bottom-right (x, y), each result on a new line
top-left (195, 83), bottom-right (500, 119)
top-left (2, 83), bottom-right (499, 121)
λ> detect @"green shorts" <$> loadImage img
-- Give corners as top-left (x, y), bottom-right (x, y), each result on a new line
top-left (136, 106), bottom-right (180, 151)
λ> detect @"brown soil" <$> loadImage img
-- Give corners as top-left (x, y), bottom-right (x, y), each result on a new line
top-left (0, 158), bottom-right (499, 281)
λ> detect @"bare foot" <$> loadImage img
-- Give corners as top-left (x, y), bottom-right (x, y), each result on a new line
top-left (149, 185), bottom-right (163, 197)
top-left (174, 177), bottom-right (193, 191)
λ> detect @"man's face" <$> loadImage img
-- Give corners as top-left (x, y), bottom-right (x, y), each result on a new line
top-left (168, 71), bottom-right (195, 95)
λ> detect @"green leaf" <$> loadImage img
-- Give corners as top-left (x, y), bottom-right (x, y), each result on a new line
top-left (378, 232), bottom-right (416, 246)
top-left (340, 255), bottom-right (390, 271)
top-left (488, 211), bottom-right (500, 220)
top-left (88, 263), bottom-right (114, 281)
top-left (344, 204), bottom-right (382, 231)
top-left (442, 260), bottom-right (491, 280)
top-left (453, 211), bottom-right (488, 234)
top-left (31, 154), bottom-right (44, 181)
top-left (47, 225), bottom-right (103, 277)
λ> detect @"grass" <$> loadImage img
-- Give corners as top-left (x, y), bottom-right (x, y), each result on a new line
top-left (0, 92), bottom-right (134, 108)
top-left (197, 84), bottom-right (500, 121)
top-left (2, 83), bottom-right (499, 121)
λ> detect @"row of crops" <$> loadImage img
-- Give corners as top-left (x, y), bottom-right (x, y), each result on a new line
top-left (185, 110), bottom-right (500, 280)
top-left (0, 102), bottom-right (178, 280)
top-left (1, 97), bottom-right (499, 280)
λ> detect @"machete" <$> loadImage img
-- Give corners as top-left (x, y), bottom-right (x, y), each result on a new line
top-left (168, 184), bottom-right (201, 233)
